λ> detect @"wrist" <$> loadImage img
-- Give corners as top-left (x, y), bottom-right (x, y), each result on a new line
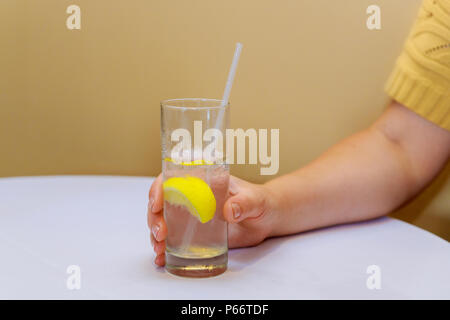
top-left (261, 181), bottom-right (283, 238)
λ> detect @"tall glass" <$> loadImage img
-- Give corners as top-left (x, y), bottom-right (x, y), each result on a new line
top-left (160, 98), bottom-right (229, 277)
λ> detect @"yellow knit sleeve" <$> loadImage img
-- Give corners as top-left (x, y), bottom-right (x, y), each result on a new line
top-left (385, 0), bottom-right (450, 131)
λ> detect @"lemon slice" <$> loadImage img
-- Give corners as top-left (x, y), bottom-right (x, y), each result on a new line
top-left (163, 176), bottom-right (216, 223)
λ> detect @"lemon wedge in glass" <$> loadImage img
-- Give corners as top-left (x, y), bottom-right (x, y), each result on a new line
top-left (163, 176), bottom-right (216, 223)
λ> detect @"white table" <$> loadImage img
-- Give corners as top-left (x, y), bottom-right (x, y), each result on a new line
top-left (0, 176), bottom-right (448, 299)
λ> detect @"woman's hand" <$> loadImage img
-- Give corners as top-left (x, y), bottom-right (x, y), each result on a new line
top-left (147, 174), bottom-right (277, 266)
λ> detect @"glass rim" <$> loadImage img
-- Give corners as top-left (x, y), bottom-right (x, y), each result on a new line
top-left (160, 98), bottom-right (230, 110)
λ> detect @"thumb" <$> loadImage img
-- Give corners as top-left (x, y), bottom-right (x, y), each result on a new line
top-left (223, 180), bottom-right (266, 223)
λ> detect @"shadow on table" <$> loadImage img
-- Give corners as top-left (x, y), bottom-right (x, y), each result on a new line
top-left (137, 255), bottom-right (166, 277)
top-left (227, 216), bottom-right (391, 273)
top-left (228, 235), bottom-right (287, 273)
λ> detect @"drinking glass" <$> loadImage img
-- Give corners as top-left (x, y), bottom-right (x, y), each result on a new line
top-left (160, 98), bottom-right (229, 277)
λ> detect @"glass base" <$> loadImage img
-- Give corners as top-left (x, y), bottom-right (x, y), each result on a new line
top-left (165, 251), bottom-right (227, 278)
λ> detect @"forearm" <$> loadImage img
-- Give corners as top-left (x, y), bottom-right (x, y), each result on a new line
top-left (266, 128), bottom-right (412, 236)
top-left (265, 103), bottom-right (450, 237)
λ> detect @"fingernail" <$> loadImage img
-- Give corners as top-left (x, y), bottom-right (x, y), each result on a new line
top-left (148, 198), bottom-right (154, 212)
top-left (231, 203), bottom-right (241, 220)
top-left (152, 224), bottom-right (160, 239)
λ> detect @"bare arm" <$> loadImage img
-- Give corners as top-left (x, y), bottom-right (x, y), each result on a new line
top-left (265, 102), bottom-right (450, 237)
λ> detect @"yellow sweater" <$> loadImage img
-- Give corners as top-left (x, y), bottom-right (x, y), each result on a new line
top-left (385, 0), bottom-right (450, 131)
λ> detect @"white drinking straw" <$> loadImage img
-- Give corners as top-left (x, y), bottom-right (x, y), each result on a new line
top-left (222, 42), bottom-right (243, 106)
top-left (214, 43), bottom-right (243, 129)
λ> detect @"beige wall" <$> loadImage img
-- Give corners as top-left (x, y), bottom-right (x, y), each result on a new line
top-left (1, 0), bottom-right (449, 239)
